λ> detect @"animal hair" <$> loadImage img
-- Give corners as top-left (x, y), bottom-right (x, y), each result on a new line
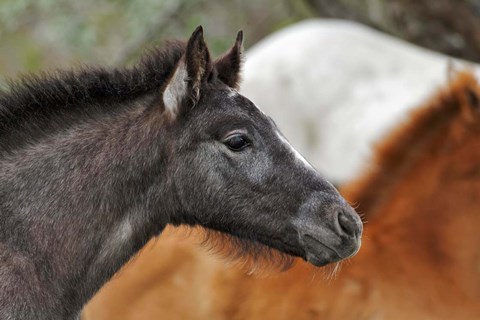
top-left (0, 41), bottom-right (186, 153)
top-left (215, 31), bottom-right (244, 89)
top-left (82, 71), bottom-right (480, 320)
top-left (170, 226), bottom-right (296, 275)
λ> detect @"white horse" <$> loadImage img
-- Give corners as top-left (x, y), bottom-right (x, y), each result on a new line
top-left (241, 19), bottom-right (480, 184)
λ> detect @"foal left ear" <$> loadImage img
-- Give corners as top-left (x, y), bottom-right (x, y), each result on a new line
top-left (215, 30), bottom-right (244, 89)
top-left (163, 26), bottom-right (212, 117)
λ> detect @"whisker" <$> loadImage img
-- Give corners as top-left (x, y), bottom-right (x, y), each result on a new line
top-left (310, 267), bottom-right (318, 282)
top-left (348, 201), bottom-right (361, 210)
top-left (330, 262), bottom-right (342, 281)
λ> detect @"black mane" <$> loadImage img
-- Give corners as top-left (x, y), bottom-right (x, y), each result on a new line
top-left (0, 40), bottom-right (186, 152)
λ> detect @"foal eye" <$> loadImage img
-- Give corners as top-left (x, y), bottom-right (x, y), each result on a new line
top-left (224, 134), bottom-right (250, 151)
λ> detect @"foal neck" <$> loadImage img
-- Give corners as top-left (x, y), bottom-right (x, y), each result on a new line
top-left (0, 98), bottom-right (176, 317)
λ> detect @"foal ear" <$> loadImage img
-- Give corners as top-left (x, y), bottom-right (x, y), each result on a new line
top-left (163, 26), bottom-right (212, 117)
top-left (215, 30), bottom-right (244, 89)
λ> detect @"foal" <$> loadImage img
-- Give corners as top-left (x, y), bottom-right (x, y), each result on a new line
top-left (0, 28), bottom-right (361, 319)
top-left (84, 71), bottom-right (480, 320)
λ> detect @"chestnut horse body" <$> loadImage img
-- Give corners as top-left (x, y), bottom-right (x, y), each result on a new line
top-left (84, 72), bottom-right (480, 319)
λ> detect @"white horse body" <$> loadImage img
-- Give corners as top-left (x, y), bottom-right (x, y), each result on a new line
top-left (241, 19), bottom-right (480, 184)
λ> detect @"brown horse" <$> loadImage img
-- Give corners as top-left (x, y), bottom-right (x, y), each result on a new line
top-left (83, 71), bottom-right (480, 320)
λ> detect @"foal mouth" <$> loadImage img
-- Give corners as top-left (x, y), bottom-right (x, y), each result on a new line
top-left (301, 234), bottom-right (343, 267)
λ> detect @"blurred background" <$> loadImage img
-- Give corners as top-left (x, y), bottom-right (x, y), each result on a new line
top-left (0, 0), bottom-right (311, 78)
top-left (2, 0), bottom-right (480, 183)
top-left (2, 0), bottom-right (480, 76)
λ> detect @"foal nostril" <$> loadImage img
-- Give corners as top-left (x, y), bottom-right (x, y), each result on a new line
top-left (337, 210), bottom-right (360, 238)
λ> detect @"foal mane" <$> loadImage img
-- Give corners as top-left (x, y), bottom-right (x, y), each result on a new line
top-left (342, 71), bottom-right (480, 219)
top-left (0, 41), bottom-right (186, 152)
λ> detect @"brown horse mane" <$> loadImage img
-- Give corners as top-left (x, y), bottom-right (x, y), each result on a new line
top-left (342, 71), bottom-right (480, 220)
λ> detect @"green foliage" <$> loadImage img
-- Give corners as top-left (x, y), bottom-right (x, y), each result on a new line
top-left (0, 0), bottom-right (312, 82)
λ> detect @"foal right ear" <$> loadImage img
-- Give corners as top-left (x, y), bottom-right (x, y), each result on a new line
top-left (163, 26), bottom-right (212, 118)
top-left (215, 30), bottom-right (244, 89)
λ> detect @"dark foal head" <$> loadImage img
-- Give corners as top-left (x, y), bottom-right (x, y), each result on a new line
top-left (163, 27), bottom-right (362, 267)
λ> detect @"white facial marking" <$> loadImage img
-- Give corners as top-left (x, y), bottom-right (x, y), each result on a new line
top-left (163, 62), bottom-right (188, 116)
top-left (276, 131), bottom-right (314, 170)
top-left (227, 88), bottom-right (239, 98)
top-left (252, 101), bottom-right (266, 115)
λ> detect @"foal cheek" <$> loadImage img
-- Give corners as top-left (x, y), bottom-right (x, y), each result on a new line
top-left (242, 152), bottom-right (272, 185)
top-left (175, 161), bottom-right (226, 216)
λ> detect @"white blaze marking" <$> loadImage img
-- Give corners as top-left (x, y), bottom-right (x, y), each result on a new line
top-left (227, 88), bottom-right (239, 98)
top-left (249, 100), bottom-right (266, 115)
top-left (276, 131), bottom-right (313, 170)
top-left (232, 92), bottom-right (310, 169)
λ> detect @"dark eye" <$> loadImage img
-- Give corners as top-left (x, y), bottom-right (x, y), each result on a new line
top-left (224, 134), bottom-right (251, 151)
